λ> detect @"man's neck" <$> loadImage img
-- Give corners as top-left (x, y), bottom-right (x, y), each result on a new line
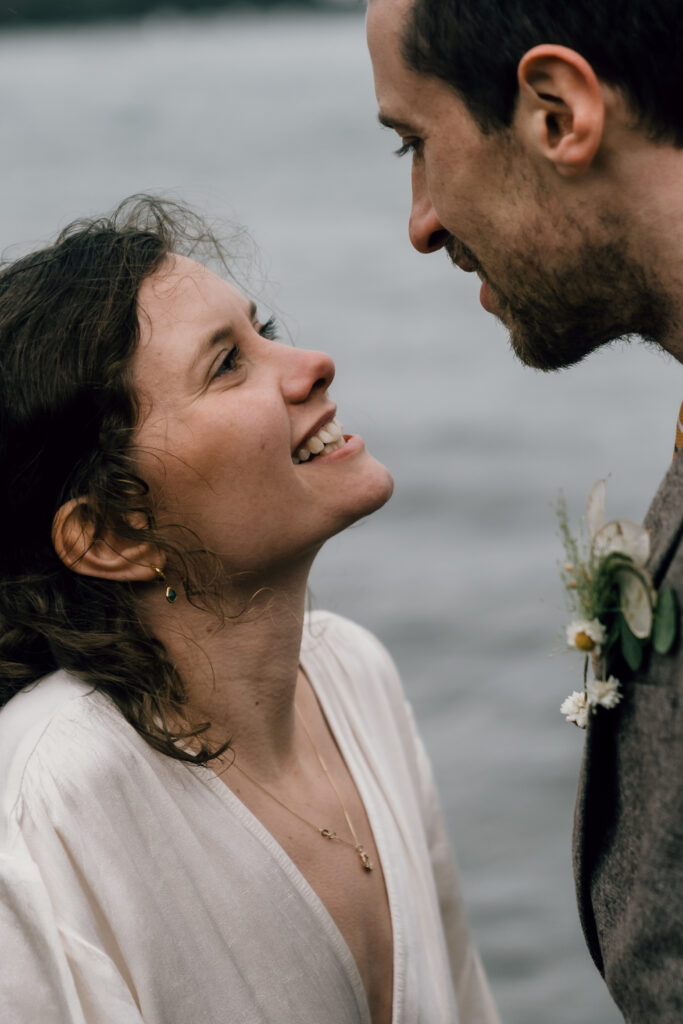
top-left (615, 139), bottom-right (683, 360)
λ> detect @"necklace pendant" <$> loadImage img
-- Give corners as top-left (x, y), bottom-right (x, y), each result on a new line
top-left (357, 846), bottom-right (373, 872)
top-left (320, 828), bottom-right (338, 841)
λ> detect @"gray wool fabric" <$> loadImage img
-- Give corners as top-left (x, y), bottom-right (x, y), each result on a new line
top-left (573, 453), bottom-right (683, 1022)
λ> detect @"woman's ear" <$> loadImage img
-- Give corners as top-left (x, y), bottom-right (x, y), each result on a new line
top-left (516, 45), bottom-right (605, 177)
top-left (51, 497), bottom-right (162, 581)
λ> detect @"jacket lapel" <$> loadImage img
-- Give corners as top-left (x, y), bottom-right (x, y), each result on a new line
top-left (573, 452), bottom-right (683, 973)
top-left (573, 720), bottom-right (605, 973)
top-left (643, 450), bottom-right (683, 582)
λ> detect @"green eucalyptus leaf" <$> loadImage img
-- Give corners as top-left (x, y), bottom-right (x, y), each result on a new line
top-left (619, 614), bottom-right (643, 671)
top-left (606, 617), bottom-right (621, 647)
top-left (653, 588), bottom-right (678, 655)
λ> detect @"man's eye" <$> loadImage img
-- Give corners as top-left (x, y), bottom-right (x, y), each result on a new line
top-left (259, 315), bottom-right (279, 341)
top-left (214, 346), bottom-right (241, 378)
top-left (394, 140), bottom-right (420, 158)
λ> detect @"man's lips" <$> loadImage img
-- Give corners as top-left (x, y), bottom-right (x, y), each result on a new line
top-left (453, 256), bottom-right (478, 272)
top-left (446, 237), bottom-right (502, 315)
top-left (445, 238), bottom-right (479, 273)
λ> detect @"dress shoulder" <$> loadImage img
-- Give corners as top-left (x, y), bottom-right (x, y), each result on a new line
top-left (302, 609), bottom-right (399, 681)
top-left (0, 673), bottom-right (93, 828)
top-left (0, 671), bottom-right (143, 845)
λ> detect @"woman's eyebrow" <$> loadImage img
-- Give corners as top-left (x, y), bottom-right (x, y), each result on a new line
top-left (191, 302), bottom-right (258, 370)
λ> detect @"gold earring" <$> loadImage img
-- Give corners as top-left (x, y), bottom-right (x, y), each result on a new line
top-left (154, 566), bottom-right (177, 604)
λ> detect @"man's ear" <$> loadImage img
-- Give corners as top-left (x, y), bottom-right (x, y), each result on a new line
top-left (516, 45), bottom-right (605, 177)
top-left (52, 497), bottom-right (161, 581)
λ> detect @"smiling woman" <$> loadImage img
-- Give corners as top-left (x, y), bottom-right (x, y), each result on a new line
top-left (0, 196), bottom-right (500, 1024)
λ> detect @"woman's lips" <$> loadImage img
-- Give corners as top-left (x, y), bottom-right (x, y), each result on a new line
top-left (296, 433), bottom-right (364, 466)
top-left (292, 417), bottom-right (344, 464)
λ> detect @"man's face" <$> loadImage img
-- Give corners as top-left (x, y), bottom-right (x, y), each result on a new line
top-left (366, 0), bottom-right (668, 370)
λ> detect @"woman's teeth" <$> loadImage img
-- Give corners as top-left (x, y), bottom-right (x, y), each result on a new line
top-left (292, 418), bottom-right (345, 464)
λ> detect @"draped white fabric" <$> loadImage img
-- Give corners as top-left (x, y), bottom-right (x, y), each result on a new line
top-left (0, 611), bottom-right (500, 1024)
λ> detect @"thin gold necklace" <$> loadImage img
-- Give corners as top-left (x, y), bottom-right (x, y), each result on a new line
top-left (233, 705), bottom-right (373, 873)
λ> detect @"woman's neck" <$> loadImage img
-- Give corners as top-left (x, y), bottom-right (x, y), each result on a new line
top-left (138, 565), bottom-right (311, 775)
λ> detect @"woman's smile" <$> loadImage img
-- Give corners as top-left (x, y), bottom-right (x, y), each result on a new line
top-left (291, 415), bottom-right (345, 463)
top-left (294, 432), bottom-right (365, 467)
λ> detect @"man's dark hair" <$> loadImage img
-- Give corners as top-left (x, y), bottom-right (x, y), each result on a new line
top-left (402, 0), bottom-right (683, 145)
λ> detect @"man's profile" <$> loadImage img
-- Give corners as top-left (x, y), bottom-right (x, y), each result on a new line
top-left (367, 0), bottom-right (683, 1019)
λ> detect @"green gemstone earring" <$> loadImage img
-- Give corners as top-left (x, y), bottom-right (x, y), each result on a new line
top-left (154, 566), bottom-right (178, 604)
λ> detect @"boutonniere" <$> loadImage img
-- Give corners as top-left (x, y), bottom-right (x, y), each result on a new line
top-left (557, 479), bottom-right (678, 728)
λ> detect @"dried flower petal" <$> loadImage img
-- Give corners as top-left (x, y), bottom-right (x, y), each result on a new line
top-left (585, 479), bottom-right (607, 540)
top-left (616, 569), bottom-right (654, 639)
top-left (593, 519), bottom-right (651, 566)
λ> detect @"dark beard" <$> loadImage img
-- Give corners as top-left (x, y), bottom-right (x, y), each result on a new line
top-left (446, 233), bottom-right (673, 372)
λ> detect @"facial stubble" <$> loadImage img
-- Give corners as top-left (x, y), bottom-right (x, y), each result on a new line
top-left (449, 212), bottom-right (673, 372)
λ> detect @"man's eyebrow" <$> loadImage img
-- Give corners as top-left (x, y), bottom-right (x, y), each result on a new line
top-left (377, 113), bottom-right (416, 133)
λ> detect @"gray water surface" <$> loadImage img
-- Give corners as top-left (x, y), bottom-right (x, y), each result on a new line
top-left (2, 11), bottom-right (677, 1022)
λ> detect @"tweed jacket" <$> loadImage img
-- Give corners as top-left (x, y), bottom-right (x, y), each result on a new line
top-left (573, 452), bottom-right (683, 1022)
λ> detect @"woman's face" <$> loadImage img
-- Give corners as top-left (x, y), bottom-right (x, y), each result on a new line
top-left (131, 255), bottom-right (393, 575)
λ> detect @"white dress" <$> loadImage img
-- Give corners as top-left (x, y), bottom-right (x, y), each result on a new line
top-left (0, 611), bottom-right (500, 1024)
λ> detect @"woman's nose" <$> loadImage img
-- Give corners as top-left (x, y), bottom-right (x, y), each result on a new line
top-left (281, 347), bottom-right (335, 403)
top-left (408, 168), bottom-right (449, 254)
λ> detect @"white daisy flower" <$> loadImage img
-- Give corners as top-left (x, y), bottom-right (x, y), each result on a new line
top-left (586, 676), bottom-right (622, 711)
top-left (560, 690), bottom-right (589, 729)
top-left (566, 618), bottom-right (606, 654)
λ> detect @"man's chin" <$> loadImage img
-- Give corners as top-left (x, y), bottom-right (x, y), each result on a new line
top-left (506, 316), bottom-right (609, 372)
top-left (477, 238), bottom-right (667, 370)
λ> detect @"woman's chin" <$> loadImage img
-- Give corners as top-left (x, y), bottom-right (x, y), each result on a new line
top-left (372, 465), bottom-right (395, 510)
top-left (337, 461), bottom-right (395, 530)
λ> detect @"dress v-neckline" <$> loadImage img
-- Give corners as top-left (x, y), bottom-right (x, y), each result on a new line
top-left (188, 643), bottom-right (401, 1024)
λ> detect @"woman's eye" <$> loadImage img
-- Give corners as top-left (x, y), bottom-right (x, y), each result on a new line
top-left (214, 346), bottom-right (241, 378)
top-left (259, 315), bottom-right (279, 341)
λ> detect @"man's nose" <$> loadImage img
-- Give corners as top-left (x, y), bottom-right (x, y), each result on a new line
top-left (408, 171), bottom-right (449, 254)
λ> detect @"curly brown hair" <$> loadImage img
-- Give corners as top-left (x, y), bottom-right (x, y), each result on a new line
top-left (0, 195), bottom-right (244, 764)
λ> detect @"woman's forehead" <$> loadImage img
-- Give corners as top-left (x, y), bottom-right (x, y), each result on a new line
top-left (138, 253), bottom-right (247, 320)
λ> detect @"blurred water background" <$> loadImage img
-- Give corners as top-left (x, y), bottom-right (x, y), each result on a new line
top-left (2, 9), bottom-right (679, 1021)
